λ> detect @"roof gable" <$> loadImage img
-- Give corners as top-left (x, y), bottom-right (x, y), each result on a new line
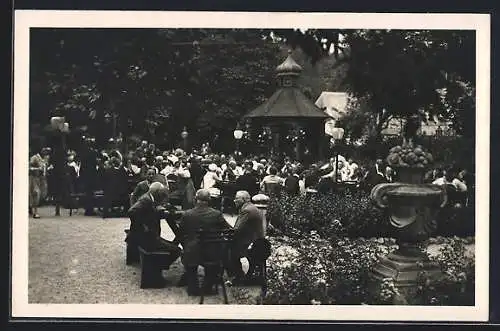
top-left (315, 92), bottom-right (349, 118)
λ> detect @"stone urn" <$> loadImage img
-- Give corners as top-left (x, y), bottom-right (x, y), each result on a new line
top-left (369, 140), bottom-right (448, 303)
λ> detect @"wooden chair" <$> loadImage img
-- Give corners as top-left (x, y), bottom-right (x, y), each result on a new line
top-left (196, 228), bottom-right (234, 304)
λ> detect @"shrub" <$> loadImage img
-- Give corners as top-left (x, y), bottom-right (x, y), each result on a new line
top-left (263, 235), bottom-right (392, 305)
top-left (415, 237), bottom-right (475, 305)
top-left (267, 190), bottom-right (474, 239)
top-left (263, 234), bottom-right (475, 306)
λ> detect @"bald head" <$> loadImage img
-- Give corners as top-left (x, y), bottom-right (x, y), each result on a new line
top-left (195, 189), bottom-right (211, 205)
top-left (148, 182), bottom-right (168, 203)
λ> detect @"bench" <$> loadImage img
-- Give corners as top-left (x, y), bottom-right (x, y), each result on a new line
top-left (124, 229), bottom-right (140, 265)
top-left (61, 190), bottom-right (107, 216)
top-left (138, 238), bottom-right (181, 289)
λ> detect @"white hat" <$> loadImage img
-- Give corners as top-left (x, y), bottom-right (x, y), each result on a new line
top-left (168, 155), bottom-right (179, 164)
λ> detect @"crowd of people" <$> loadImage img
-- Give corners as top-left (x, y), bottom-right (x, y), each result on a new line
top-left (28, 137), bottom-right (473, 295)
top-left (28, 138), bottom-right (472, 219)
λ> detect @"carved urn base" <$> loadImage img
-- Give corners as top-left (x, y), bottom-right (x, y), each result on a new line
top-left (368, 250), bottom-right (443, 304)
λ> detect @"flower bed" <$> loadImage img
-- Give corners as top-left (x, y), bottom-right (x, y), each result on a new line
top-left (262, 234), bottom-right (475, 305)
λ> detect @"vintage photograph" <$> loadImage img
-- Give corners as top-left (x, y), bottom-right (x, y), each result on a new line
top-left (12, 11), bottom-right (490, 321)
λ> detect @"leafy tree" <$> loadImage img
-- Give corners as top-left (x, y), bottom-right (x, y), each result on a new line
top-left (275, 29), bottom-right (476, 139)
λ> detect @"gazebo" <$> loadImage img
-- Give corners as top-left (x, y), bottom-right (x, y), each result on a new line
top-left (243, 50), bottom-right (330, 160)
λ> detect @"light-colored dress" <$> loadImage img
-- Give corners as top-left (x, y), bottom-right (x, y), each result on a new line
top-left (29, 154), bottom-right (47, 208)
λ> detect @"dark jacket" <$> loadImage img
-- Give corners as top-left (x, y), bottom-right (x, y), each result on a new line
top-left (177, 205), bottom-right (232, 266)
top-left (284, 174), bottom-right (300, 195)
top-left (189, 162), bottom-right (206, 190)
top-left (104, 166), bottom-right (129, 202)
top-left (130, 180), bottom-right (150, 205)
top-left (235, 172), bottom-right (259, 197)
top-left (304, 171), bottom-right (320, 189)
top-left (233, 202), bottom-right (265, 256)
top-left (127, 193), bottom-right (162, 249)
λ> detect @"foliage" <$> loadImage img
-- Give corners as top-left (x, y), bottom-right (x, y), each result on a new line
top-left (267, 188), bottom-right (474, 239)
top-left (267, 190), bottom-right (391, 239)
top-left (277, 29), bottom-right (476, 139)
top-left (344, 134), bottom-right (475, 173)
top-left (30, 29), bottom-right (286, 150)
top-left (263, 234), bottom-right (475, 306)
top-left (415, 238), bottom-right (475, 305)
top-left (263, 235), bottom-right (389, 305)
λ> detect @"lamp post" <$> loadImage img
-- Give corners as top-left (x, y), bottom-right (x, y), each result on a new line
top-left (50, 116), bottom-right (70, 216)
top-left (180, 126), bottom-right (189, 152)
top-left (233, 124), bottom-right (244, 157)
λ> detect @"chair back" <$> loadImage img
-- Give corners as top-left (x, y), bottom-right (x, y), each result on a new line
top-left (264, 182), bottom-right (282, 196)
top-left (196, 228), bottom-right (234, 266)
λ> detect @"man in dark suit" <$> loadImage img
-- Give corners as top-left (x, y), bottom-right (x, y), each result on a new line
top-left (127, 182), bottom-right (170, 250)
top-left (103, 156), bottom-right (129, 218)
top-left (230, 190), bottom-right (266, 284)
top-left (283, 166), bottom-right (300, 195)
top-left (130, 167), bottom-right (157, 206)
top-left (235, 161), bottom-right (259, 197)
top-left (177, 189), bottom-right (232, 296)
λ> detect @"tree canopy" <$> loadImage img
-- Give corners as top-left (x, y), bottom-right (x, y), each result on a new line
top-left (276, 29), bottom-right (476, 139)
top-left (29, 28), bottom-right (476, 154)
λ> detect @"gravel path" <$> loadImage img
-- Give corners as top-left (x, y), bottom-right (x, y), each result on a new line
top-left (28, 206), bottom-right (259, 304)
top-left (28, 206), bottom-right (474, 305)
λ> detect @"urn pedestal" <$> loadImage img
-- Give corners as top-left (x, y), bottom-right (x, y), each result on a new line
top-left (369, 167), bottom-right (448, 304)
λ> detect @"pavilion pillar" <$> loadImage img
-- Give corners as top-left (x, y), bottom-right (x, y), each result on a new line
top-left (272, 126), bottom-right (280, 157)
top-left (295, 139), bottom-right (301, 161)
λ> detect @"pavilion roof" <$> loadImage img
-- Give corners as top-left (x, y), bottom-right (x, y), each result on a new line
top-left (244, 87), bottom-right (330, 120)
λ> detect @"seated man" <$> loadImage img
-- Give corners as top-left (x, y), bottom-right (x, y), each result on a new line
top-left (127, 182), bottom-right (171, 252)
top-left (130, 167), bottom-right (157, 206)
top-left (177, 189), bottom-right (233, 296)
top-left (230, 190), bottom-right (266, 284)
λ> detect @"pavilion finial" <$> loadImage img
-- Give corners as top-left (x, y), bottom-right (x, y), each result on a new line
top-left (276, 50), bottom-right (303, 76)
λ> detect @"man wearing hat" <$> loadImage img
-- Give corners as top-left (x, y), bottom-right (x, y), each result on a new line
top-left (176, 189), bottom-right (232, 296)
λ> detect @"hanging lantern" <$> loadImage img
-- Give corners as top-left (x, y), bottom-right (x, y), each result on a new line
top-left (180, 127), bottom-right (189, 139)
top-left (50, 116), bottom-right (65, 131)
top-left (233, 128), bottom-right (244, 140)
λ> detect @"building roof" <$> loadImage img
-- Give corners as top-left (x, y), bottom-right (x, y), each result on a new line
top-left (315, 91), bottom-right (349, 119)
top-left (244, 87), bottom-right (330, 120)
top-left (275, 50), bottom-right (303, 76)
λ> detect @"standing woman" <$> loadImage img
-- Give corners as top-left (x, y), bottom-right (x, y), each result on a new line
top-left (29, 147), bottom-right (50, 218)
